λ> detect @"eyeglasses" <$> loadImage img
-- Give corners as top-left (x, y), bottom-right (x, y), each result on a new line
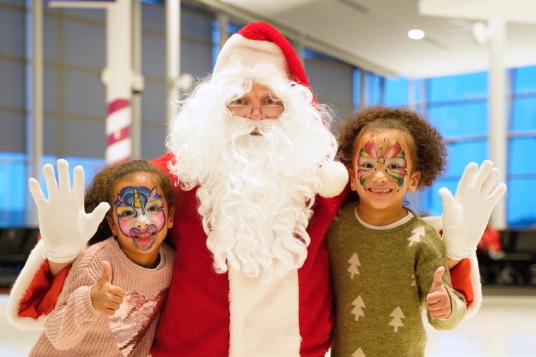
top-left (228, 104), bottom-right (284, 118)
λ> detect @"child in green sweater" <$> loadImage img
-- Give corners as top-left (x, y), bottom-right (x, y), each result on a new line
top-left (327, 106), bottom-right (466, 357)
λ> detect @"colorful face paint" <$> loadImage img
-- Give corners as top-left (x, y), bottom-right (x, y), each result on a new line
top-left (114, 186), bottom-right (166, 251)
top-left (357, 135), bottom-right (408, 191)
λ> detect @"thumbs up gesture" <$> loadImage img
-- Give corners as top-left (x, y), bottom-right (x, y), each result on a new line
top-left (90, 261), bottom-right (126, 316)
top-left (425, 267), bottom-right (451, 320)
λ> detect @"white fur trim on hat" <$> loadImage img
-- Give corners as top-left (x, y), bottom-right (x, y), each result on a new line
top-left (214, 34), bottom-right (289, 79)
top-left (318, 161), bottom-right (349, 198)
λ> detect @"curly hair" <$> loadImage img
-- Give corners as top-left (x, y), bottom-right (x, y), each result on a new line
top-left (86, 160), bottom-right (176, 246)
top-left (338, 106), bottom-right (447, 188)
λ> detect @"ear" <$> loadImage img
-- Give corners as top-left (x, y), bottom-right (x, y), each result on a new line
top-left (106, 215), bottom-right (120, 237)
top-left (408, 171), bottom-right (421, 193)
top-left (167, 206), bottom-right (175, 229)
top-left (348, 167), bottom-right (357, 192)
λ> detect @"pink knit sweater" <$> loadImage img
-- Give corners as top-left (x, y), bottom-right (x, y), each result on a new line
top-left (29, 237), bottom-right (175, 357)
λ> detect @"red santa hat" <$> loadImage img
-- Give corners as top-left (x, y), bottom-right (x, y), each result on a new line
top-left (214, 22), bottom-right (312, 93)
top-left (214, 22), bottom-right (348, 198)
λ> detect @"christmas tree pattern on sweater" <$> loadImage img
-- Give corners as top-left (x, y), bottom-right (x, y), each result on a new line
top-left (328, 203), bottom-right (466, 357)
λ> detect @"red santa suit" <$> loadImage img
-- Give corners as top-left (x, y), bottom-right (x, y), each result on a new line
top-left (7, 22), bottom-right (477, 357)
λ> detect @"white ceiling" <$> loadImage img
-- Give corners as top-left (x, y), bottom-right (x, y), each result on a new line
top-left (204, 0), bottom-right (536, 79)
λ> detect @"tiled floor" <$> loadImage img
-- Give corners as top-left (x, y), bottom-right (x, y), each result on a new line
top-left (1, 290), bottom-right (536, 357)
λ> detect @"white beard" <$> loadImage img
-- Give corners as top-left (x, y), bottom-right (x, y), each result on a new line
top-left (167, 75), bottom-right (337, 283)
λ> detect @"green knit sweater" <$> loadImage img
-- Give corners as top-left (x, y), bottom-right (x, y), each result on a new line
top-left (327, 202), bottom-right (466, 357)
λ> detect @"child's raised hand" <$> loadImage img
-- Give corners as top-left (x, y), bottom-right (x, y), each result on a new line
top-left (426, 267), bottom-right (451, 320)
top-left (439, 160), bottom-right (507, 260)
top-left (29, 159), bottom-right (110, 263)
top-left (90, 261), bottom-right (125, 316)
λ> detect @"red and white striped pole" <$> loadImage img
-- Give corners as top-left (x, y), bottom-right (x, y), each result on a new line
top-left (101, 0), bottom-right (144, 163)
top-left (105, 98), bottom-right (132, 163)
top-left (102, 0), bottom-right (134, 163)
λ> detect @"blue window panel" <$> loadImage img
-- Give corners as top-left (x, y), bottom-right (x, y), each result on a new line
top-left (413, 79), bottom-right (427, 105)
top-left (212, 20), bottom-right (221, 68)
top-left (141, 125), bottom-right (168, 161)
top-left (1, 0), bottom-right (26, 5)
top-left (64, 69), bottom-right (106, 118)
top-left (507, 178), bottom-right (536, 228)
top-left (514, 65), bottom-right (536, 95)
top-left (511, 97), bottom-right (536, 131)
top-left (142, 80), bottom-right (166, 124)
top-left (0, 112), bottom-right (26, 153)
top-left (385, 77), bottom-right (408, 107)
top-left (181, 9), bottom-right (213, 42)
top-left (64, 119), bottom-right (106, 158)
top-left (0, 59), bottom-right (25, 109)
top-left (422, 179), bottom-right (459, 218)
top-left (63, 156), bottom-right (107, 189)
top-left (44, 15), bottom-right (59, 63)
top-left (227, 22), bottom-right (244, 35)
top-left (142, 34), bottom-right (166, 78)
top-left (509, 138), bottom-right (536, 175)
top-left (0, 6), bottom-right (25, 58)
top-left (353, 68), bottom-right (361, 110)
top-left (141, 1), bottom-right (165, 33)
top-left (429, 72), bottom-right (487, 103)
top-left (365, 73), bottom-right (382, 106)
top-left (36, 156), bottom-right (106, 199)
top-left (63, 8), bottom-right (106, 22)
top-left (428, 102), bottom-right (488, 137)
top-left (64, 20), bottom-right (106, 69)
top-left (0, 152), bottom-right (26, 227)
top-left (445, 141), bottom-right (488, 178)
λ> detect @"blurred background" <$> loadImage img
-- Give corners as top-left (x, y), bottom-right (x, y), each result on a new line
top-left (1, 0), bottom-right (536, 356)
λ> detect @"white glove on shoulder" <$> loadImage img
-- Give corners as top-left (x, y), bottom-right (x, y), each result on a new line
top-left (29, 159), bottom-right (110, 263)
top-left (439, 160), bottom-right (507, 260)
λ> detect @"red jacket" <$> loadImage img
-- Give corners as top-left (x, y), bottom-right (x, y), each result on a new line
top-left (16, 152), bottom-right (474, 357)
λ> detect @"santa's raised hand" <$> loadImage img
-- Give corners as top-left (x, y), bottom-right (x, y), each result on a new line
top-left (90, 261), bottom-right (125, 316)
top-left (426, 267), bottom-right (451, 320)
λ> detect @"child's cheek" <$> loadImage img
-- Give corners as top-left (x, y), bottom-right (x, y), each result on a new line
top-left (118, 218), bottom-right (133, 238)
top-left (152, 210), bottom-right (166, 232)
top-left (358, 170), bottom-right (372, 187)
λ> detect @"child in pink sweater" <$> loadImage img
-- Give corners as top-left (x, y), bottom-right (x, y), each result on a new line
top-left (27, 160), bottom-right (176, 357)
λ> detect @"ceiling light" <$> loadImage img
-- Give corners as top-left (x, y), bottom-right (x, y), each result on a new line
top-left (471, 22), bottom-right (489, 45)
top-left (408, 29), bottom-right (425, 40)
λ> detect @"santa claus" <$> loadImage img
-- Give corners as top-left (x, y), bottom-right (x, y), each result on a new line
top-left (8, 22), bottom-right (505, 357)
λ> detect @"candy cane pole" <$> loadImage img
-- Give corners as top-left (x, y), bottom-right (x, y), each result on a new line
top-left (102, 0), bottom-right (135, 163)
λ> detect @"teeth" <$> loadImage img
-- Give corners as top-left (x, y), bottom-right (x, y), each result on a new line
top-left (369, 188), bottom-right (391, 193)
top-left (136, 233), bottom-right (153, 239)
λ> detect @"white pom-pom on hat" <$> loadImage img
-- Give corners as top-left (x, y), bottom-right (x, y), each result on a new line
top-left (318, 161), bottom-right (349, 198)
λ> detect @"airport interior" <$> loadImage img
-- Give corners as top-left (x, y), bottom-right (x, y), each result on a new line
top-left (1, 0), bottom-right (536, 356)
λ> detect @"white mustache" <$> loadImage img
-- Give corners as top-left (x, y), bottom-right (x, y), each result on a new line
top-left (227, 115), bottom-right (280, 136)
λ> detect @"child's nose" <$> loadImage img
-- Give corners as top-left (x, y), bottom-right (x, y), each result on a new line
top-left (372, 170), bottom-right (388, 183)
top-left (136, 215), bottom-right (150, 227)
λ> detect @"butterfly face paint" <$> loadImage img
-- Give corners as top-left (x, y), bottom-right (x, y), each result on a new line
top-left (357, 135), bottom-right (408, 191)
top-left (114, 186), bottom-right (166, 251)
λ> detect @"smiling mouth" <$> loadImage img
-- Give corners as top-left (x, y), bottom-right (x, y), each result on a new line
top-left (134, 232), bottom-right (156, 239)
top-left (368, 188), bottom-right (392, 193)
top-left (250, 129), bottom-right (262, 136)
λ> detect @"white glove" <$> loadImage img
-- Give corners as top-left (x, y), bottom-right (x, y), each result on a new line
top-left (439, 160), bottom-right (507, 260)
top-left (29, 159), bottom-right (110, 263)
